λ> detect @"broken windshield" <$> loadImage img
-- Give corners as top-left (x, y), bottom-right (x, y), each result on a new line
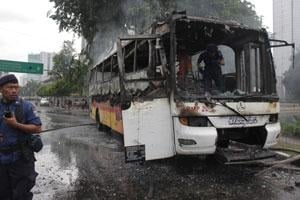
top-left (174, 19), bottom-right (277, 100)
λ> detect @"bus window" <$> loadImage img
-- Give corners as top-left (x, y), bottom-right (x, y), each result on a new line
top-left (250, 45), bottom-right (261, 93)
top-left (219, 45), bottom-right (236, 75)
top-left (177, 44), bottom-right (237, 94)
top-left (124, 41), bottom-right (135, 73)
top-left (103, 60), bottom-right (111, 81)
top-left (112, 54), bottom-right (119, 77)
top-left (89, 68), bottom-right (96, 84)
top-left (219, 45), bottom-right (236, 92)
top-left (240, 43), bottom-right (263, 94)
top-left (136, 40), bottom-right (149, 71)
top-left (96, 64), bottom-right (103, 83)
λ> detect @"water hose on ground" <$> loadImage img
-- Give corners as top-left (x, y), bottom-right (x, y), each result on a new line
top-left (270, 147), bottom-right (300, 154)
top-left (40, 123), bottom-right (96, 133)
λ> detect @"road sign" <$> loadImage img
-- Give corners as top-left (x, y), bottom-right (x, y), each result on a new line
top-left (0, 59), bottom-right (43, 74)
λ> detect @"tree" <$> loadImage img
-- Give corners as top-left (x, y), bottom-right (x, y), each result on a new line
top-left (49, 0), bottom-right (262, 49)
top-left (20, 80), bottom-right (41, 97)
top-left (48, 0), bottom-right (262, 90)
top-left (283, 51), bottom-right (300, 100)
top-left (37, 40), bottom-right (88, 97)
top-left (50, 41), bottom-right (75, 80)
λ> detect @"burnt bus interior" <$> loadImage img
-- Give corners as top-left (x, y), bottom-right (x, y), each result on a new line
top-left (90, 16), bottom-right (278, 105)
top-left (90, 34), bottom-right (171, 105)
top-left (121, 36), bottom-right (167, 98)
top-left (172, 17), bottom-right (279, 147)
top-left (174, 17), bottom-right (277, 100)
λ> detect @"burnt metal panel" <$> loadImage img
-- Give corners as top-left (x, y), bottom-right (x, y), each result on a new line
top-left (244, 44), bottom-right (251, 93)
top-left (120, 34), bottom-right (160, 40)
top-left (169, 16), bottom-right (177, 93)
top-left (117, 38), bottom-right (126, 98)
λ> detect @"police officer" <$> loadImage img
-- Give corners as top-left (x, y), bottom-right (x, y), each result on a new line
top-left (0, 74), bottom-right (42, 200)
top-left (197, 44), bottom-right (225, 93)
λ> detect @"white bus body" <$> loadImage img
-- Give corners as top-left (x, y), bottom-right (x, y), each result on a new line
top-left (89, 13), bottom-right (288, 162)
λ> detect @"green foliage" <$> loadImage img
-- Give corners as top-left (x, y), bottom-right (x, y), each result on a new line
top-left (283, 51), bottom-right (300, 100)
top-left (176, 0), bottom-right (261, 28)
top-left (37, 40), bottom-right (88, 97)
top-left (50, 41), bottom-right (75, 79)
top-left (37, 83), bottom-right (53, 97)
top-left (49, 0), bottom-right (262, 46)
top-left (281, 120), bottom-right (300, 137)
top-left (48, 0), bottom-right (262, 92)
top-left (20, 80), bottom-right (41, 97)
top-left (49, 0), bottom-right (123, 43)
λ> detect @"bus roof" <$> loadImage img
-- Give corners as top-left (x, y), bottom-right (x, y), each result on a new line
top-left (91, 14), bottom-right (267, 70)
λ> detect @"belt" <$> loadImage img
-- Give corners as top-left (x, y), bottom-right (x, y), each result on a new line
top-left (0, 144), bottom-right (22, 154)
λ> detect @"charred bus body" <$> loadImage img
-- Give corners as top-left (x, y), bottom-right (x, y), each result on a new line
top-left (89, 13), bottom-right (283, 162)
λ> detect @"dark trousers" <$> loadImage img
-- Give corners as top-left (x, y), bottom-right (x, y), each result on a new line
top-left (0, 159), bottom-right (37, 200)
top-left (204, 67), bottom-right (224, 92)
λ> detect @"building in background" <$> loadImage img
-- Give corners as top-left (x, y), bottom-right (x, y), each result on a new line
top-left (273, 0), bottom-right (300, 99)
top-left (273, 0), bottom-right (300, 75)
top-left (22, 52), bottom-right (55, 85)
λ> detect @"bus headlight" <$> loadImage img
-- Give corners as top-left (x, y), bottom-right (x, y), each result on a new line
top-left (179, 117), bottom-right (211, 127)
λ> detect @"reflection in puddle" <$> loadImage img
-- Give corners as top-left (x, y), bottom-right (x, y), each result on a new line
top-left (33, 145), bottom-right (78, 200)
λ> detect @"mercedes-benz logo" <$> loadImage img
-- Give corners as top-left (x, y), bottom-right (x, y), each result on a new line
top-left (236, 101), bottom-right (246, 112)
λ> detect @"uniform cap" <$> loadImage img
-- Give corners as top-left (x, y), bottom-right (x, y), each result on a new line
top-left (206, 44), bottom-right (218, 53)
top-left (0, 74), bottom-right (18, 86)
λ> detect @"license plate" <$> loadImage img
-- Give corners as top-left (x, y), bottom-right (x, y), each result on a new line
top-left (125, 145), bottom-right (145, 163)
top-left (228, 116), bottom-right (257, 125)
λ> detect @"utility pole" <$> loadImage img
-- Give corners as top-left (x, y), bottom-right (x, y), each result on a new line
top-left (291, 0), bottom-right (294, 43)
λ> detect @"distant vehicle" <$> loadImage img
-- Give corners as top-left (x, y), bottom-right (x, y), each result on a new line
top-left (40, 98), bottom-right (50, 106)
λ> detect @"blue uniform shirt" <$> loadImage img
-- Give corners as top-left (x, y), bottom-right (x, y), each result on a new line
top-left (0, 98), bottom-right (42, 164)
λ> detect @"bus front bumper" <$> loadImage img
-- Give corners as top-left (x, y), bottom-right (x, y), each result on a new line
top-left (174, 118), bottom-right (281, 155)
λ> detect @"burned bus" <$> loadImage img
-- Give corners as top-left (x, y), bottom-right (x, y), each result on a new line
top-left (89, 13), bottom-right (286, 162)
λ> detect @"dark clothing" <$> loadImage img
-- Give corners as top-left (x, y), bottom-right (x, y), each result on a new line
top-left (0, 99), bottom-right (41, 164)
top-left (197, 50), bottom-right (223, 67)
top-left (203, 66), bottom-right (224, 92)
top-left (0, 158), bottom-right (37, 200)
top-left (0, 98), bottom-right (41, 200)
top-left (197, 50), bottom-right (224, 92)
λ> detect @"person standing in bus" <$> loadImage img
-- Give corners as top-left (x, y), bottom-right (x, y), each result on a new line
top-left (197, 44), bottom-right (225, 93)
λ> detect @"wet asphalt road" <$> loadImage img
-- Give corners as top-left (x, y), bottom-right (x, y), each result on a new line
top-left (32, 106), bottom-right (300, 200)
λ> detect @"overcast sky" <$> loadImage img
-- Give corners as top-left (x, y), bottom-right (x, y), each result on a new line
top-left (0, 0), bottom-right (78, 62)
top-left (248, 0), bottom-right (273, 31)
top-left (0, 0), bottom-right (272, 63)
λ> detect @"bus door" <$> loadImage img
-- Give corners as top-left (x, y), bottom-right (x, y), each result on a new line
top-left (122, 99), bottom-right (175, 162)
top-left (117, 35), bottom-right (176, 162)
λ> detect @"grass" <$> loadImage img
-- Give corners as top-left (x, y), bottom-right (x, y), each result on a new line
top-left (281, 121), bottom-right (300, 137)
top-left (275, 120), bottom-right (300, 155)
top-left (273, 139), bottom-right (300, 156)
